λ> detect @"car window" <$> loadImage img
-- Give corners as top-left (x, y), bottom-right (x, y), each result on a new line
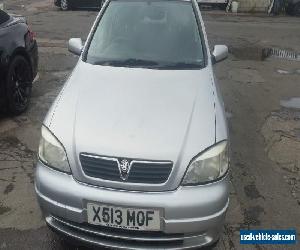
top-left (85, 0), bottom-right (205, 69)
top-left (0, 10), bottom-right (10, 25)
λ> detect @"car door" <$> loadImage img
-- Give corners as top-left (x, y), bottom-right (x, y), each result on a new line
top-left (0, 11), bottom-right (10, 70)
top-left (0, 11), bottom-right (10, 102)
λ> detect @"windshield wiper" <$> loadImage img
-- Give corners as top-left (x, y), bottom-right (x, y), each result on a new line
top-left (158, 62), bottom-right (203, 69)
top-left (94, 58), bottom-right (159, 67)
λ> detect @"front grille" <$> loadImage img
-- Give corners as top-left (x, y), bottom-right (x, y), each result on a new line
top-left (80, 155), bottom-right (120, 181)
top-left (127, 162), bottom-right (172, 183)
top-left (80, 153), bottom-right (172, 184)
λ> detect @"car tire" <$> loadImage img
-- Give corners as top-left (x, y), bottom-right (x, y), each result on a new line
top-left (218, 3), bottom-right (227, 10)
top-left (293, 3), bottom-right (300, 16)
top-left (5, 55), bottom-right (32, 115)
top-left (60, 0), bottom-right (69, 11)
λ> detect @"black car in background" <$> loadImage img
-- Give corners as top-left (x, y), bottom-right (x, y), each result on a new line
top-left (54, 0), bottom-right (103, 10)
top-left (0, 10), bottom-right (38, 115)
top-left (287, 0), bottom-right (300, 16)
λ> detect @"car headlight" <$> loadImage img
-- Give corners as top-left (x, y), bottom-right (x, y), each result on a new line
top-left (182, 140), bottom-right (229, 185)
top-left (38, 125), bottom-right (71, 173)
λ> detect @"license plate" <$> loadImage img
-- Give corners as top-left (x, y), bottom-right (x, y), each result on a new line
top-left (87, 203), bottom-right (161, 231)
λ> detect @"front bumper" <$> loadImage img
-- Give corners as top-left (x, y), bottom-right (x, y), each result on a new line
top-left (35, 161), bottom-right (229, 249)
top-left (28, 40), bottom-right (38, 79)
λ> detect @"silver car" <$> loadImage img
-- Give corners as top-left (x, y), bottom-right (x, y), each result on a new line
top-left (35, 0), bottom-right (230, 248)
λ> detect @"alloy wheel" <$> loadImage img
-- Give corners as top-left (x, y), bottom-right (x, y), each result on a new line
top-left (294, 3), bottom-right (300, 16)
top-left (6, 56), bottom-right (32, 114)
top-left (60, 0), bottom-right (69, 10)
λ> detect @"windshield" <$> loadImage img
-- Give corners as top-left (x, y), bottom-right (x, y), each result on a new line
top-left (85, 0), bottom-right (205, 69)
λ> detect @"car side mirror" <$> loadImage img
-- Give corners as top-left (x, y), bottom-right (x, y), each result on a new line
top-left (68, 38), bottom-right (83, 56)
top-left (212, 45), bottom-right (228, 64)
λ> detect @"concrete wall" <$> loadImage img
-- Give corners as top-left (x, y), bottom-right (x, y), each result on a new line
top-left (237, 0), bottom-right (271, 12)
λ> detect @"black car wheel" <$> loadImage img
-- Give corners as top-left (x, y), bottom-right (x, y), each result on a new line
top-left (6, 55), bottom-right (32, 115)
top-left (293, 3), bottom-right (300, 16)
top-left (218, 3), bottom-right (227, 10)
top-left (60, 0), bottom-right (69, 10)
